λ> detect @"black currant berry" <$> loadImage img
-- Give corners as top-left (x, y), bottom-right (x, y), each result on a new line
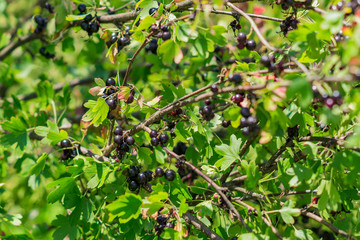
top-left (157, 214), bottom-right (167, 224)
top-left (246, 40), bottom-right (256, 51)
top-left (61, 151), bottom-right (70, 161)
top-left (170, 131), bottom-right (176, 138)
top-left (138, 173), bottom-right (147, 185)
top-left (150, 130), bottom-right (158, 138)
top-left (106, 98), bottom-right (117, 110)
top-left (120, 142), bottom-right (130, 152)
top-left (114, 135), bottom-right (123, 145)
top-left (127, 94), bottom-right (134, 104)
top-left (241, 108), bottom-right (251, 118)
top-left (149, 7), bottom-right (158, 16)
top-left (240, 117), bottom-right (248, 128)
top-left (155, 167), bottom-right (165, 177)
top-left (260, 55), bottom-right (271, 67)
top-left (128, 167), bottom-right (137, 178)
top-left (205, 99), bottom-right (212, 105)
top-left (165, 169), bottom-right (176, 181)
top-left (162, 31), bottom-right (171, 41)
top-left (161, 25), bottom-right (169, 32)
top-left (84, 14), bottom-right (93, 22)
top-left (159, 134), bottom-right (169, 144)
top-left (247, 116), bottom-right (257, 126)
top-left (81, 21), bottom-right (89, 31)
top-left (60, 139), bottom-right (72, 148)
top-left (202, 106), bottom-right (212, 116)
top-left (106, 78), bottom-right (116, 86)
top-left (229, 74), bottom-right (242, 84)
top-left (35, 15), bottom-right (45, 26)
top-left (222, 120), bottom-right (231, 128)
top-left (114, 126), bottom-right (123, 135)
top-left (211, 84), bottom-right (219, 93)
top-left (90, 22), bottom-right (99, 33)
top-left (128, 180), bottom-right (139, 191)
top-left (165, 222), bottom-right (174, 228)
top-left (233, 93), bottom-right (243, 103)
top-left (78, 4), bottom-right (87, 13)
top-left (144, 170), bottom-right (153, 182)
top-left (151, 137), bottom-right (160, 146)
top-left (242, 127), bottom-right (250, 136)
top-left (126, 136), bottom-right (135, 146)
top-left (237, 32), bottom-right (247, 43)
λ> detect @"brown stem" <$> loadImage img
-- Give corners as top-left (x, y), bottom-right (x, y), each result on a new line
top-left (163, 147), bottom-right (252, 232)
top-left (183, 211), bottom-right (224, 240)
top-left (0, 33), bottom-right (41, 61)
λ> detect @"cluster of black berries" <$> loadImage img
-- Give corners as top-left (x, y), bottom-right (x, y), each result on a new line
top-left (44, 2), bottom-right (54, 13)
top-left (229, 19), bottom-right (241, 33)
top-left (80, 14), bottom-right (99, 36)
top-left (334, 32), bottom-right (348, 42)
top-left (106, 26), bottom-right (131, 50)
top-left (149, 130), bottom-right (170, 146)
top-left (60, 139), bottom-right (77, 161)
top-left (39, 46), bottom-right (55, 59)
top-left (312, 86), bottom-right (343, 109)
top-left (239, 107), bottom-right (259, 136)
top-left (155, 214), bottom-right (174, 235)
top-left (280, 16), bottom-right (299, 36)
top-left (127, 166), bottom-right (176, 192)
top-left (279, 0), bottom-right (312, 10)
top-left (145, 39), bottom-right (158, 54)
top-left (150, 24), bottom-right (172, 41)
top-left (113, 127), bottom-right (135, 160)
top-left (330, 0), bottom-right (359, 16)
top-left (34, 15), bottom-right (48, 34)
top-left (236, 32), bottom-right (256, 51)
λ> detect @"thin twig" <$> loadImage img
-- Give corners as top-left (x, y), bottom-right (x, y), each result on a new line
top-left (183, 211), bottom-right (224, 240)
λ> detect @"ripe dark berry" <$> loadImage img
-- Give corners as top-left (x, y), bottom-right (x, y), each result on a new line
top-left (128, 168), bottom-right (137, 178)
top-left (151, 137), bottom-right (159, 146)
top-left (222, 120), bottom-right (231, 128)
top-left (106, 98), bottom-right (117, 110)
top-left (162, 31), bottom-right (171, 41)
top-left (106, 77), bottom-right (116, 86)
top-left (159, 134), bottom-right (169, 144)
top-left (202, 106), bottom-right (212, 116)
top-left (84, 14), bottom-right (92, 22)
top-left (120, 142), bottom-right (130, 152)
top-left (242, 127), bottom-right (250, 136)
top-left (34, 15), bottom-right (44, 26)
top-left (128, 180), bottom-right (139, 191)
top-left (170, 131), bottom-right (176, 138)
top-left (211, 84), bottom-right (219, 93)
top-left (45, 3), bottom-right (53, 13)
top-left (78, 3), bottom-right (87, 13)
top-left (155, 167), bottom-right (165, 177)
top-left (150, 24), bottom-right (158, 32)
top-left (61, 151), bottom-right (70, 161)
top-left (114, 126), bottom-right (123, 136)
top-left (144, 170), bottom-right (153, 182)
top-left (90, 22), bottom-right (99, 33)
top-left (138, 173), bottom-right (147, 185)
top-left (241, 108), bottom-right (251, 118)
top-left (229, 74), bottom-right (242, 84)
top-left (80, 21), bottom-right (89, 31)
top-left (247, 116), bottom-right (257, 126)
top-left (161, 25), bottom-right (169, 32)
top-left (324, 97), bottom-right (335, 108)
top-left (157, 214), bottom-right (167, 224)
top-left (126, 136), bottom-right (135, 146)
top-left (246, 40), bottom-right (257, 51)
top-left (126, 94), bottom-right (134, 104)
top-left (165, 222), bottom-right (174, 228)
top-left (260, 55), bottom-right (271, 67)
top-left (114, 135), bottom-right (122, 145)
top-left (205, 99), bottom-right (212, 105)
top-left (149, 7), bottom-right (157, 16)
top-left (237, 32), bottom-right (247, 43)
top-left (236, 42), bottom-right (245, 50)
top-left (240, 117), bottom-right (248, 128)
top-left (150, 130), bottom-right (158, 138)
top-left (60, 139), bottom-right (72, 148)
top-left (233, 93), bottom-right (243, 103)
top-left (165, 169), bottom-right (176, 181)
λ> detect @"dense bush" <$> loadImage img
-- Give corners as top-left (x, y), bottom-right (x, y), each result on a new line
top-left (0, 0), bottom-right (360, 239)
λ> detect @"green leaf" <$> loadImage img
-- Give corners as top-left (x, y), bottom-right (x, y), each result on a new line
top-left (215, 134), bottom-right (242, 171)
top-left (106, 193), bottom-right (143, 223)
top-left (158, 40), bottom-right (182, 65)
top-left (47, 130), bottom-right (68, 146)
top-left (65, 14), bottom-right (87, 21)
top-left (29, 153), bottom-right (48, 176)
top-left (47, 177), bottom-right (79, 203)
top-left (82, 98), bottom-right (110, 127)
top-left (279, 201), bottom-right (300, 224)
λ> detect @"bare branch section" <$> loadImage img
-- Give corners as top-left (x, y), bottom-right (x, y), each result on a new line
top-left (0, 33), bottom-right (41, 61)
top-left (183, 211), bottom-right (224, 240)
